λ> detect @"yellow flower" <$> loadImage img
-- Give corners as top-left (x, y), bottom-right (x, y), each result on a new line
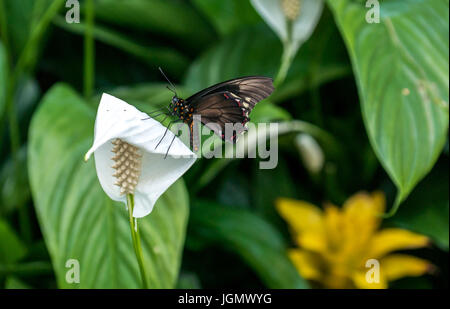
top-left (276, 191), bottom-right (433, 289)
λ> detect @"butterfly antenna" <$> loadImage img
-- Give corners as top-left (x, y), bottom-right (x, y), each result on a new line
top-left (159, 67), bottom-right (177, 96)
top-left (166, 85), bottom-right (176, 95)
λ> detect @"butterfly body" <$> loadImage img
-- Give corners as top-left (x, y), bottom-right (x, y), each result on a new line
top-left (170, 97), bottom-right (194, 123)
top-left (165, 76), bottom-right (274, 152)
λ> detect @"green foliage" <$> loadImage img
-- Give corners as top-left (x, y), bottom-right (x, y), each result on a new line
top-left (0, 219), bottom-right (27, 264)
top-left (28, 85), bottom-right (189, 288)
top-left (193, 0), bottom-right (261, 35)
top-left (193, 0), bottom-right (261, 36)
top-left (0, 0), bottom-right (448, 289)
top-left (250, 0), bottom-right (324, 85)
top-left (2, 0), bottom-right (36, 57)
top-left (93, 0), bottom-right (215, 49)
top-left (100, 83), bottom-right (187, 112)
top-left (4, 276), bottom-right (31, 289)
top-left (53, 16), bottom-right (189, 77)
top-left (184, 19), bottom-right (350, 103)
top-left (0, 146), bottom-right (30, 215)
top-left (387, 160), bottom-right (449, 250)
top-left (328, 0), bottom-right (449, 214)
top-left (184, 26), bottom-right (281, 91)
top-left (189, 200), bottom-right (309, 289)
top-left (0, 41), bottom-right (6, 118)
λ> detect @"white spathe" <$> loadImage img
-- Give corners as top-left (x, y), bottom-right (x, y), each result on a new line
top-left (85, 93), bottom-right (196, 218)
top-left (250, 0), bottom-right (323, 51)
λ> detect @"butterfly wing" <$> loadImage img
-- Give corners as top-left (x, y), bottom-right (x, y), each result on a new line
top-left (186, 76), bottom-right (274, 112)
top-left (192, 91), bottom-right (252, 143)
top-left (186, 77), bottom-right (274, 143)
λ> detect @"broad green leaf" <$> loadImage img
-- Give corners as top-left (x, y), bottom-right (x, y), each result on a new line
top-left (328, 0), bottom-right (449, 214)
top-left (387, 160), bottom-right (449, 250)
top-left (192, 0), bottom-right (261, 36)
top-left (28, 84), bottom-right (189, 288)
top-left (189, 200), bottom-right (309, 289)
top-left (92, 0), bottom-right (215, 49)
top-left (0, 218), bottom-right (27, 264)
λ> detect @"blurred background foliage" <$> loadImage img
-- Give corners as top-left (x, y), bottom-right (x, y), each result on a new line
top-left (0, 0), bottom-right (448, 289)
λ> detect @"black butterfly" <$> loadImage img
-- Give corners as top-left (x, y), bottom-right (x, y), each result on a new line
top-left (154, 68), bottom-right (274, 156)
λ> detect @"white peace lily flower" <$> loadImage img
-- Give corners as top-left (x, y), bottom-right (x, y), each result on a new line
top-left (84, 93), bottom-right (196, 218)
top-left (251, 0), bottom-right (323, 85)
top-left (250, 0), bottom-right (323, 51)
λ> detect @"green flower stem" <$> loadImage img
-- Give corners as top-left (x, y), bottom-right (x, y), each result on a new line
top-left (274, 41), bottom-right (295, 88)
top-left (274, 17), bottom-right (296, 88)
top-left (126, 194), bottom-right (149, 289)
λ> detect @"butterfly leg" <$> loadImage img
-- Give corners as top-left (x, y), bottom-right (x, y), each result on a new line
top-left (155, 121), bottom-right (172, 149)
top-left (164, 134), bottom-right (178, 159)
top-left (164, 122), bottom-right (185, 159)
top-left (155, 119), bottom-right (180, 150)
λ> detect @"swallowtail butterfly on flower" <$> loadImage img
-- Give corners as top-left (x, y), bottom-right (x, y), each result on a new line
top-left (153, 68), bottom-right (274, 157)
